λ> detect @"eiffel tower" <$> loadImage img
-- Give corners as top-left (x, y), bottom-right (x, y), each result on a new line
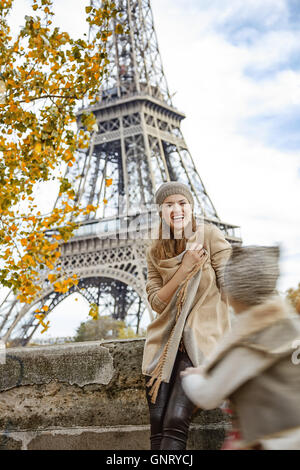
top-left (0, 0), bottom-right (241, 346)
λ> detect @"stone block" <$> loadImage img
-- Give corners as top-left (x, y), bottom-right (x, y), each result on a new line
top-left (0, 339), bottom-right (229, 450)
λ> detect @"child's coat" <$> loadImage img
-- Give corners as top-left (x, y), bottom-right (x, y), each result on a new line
top-left (182, 297), bottom-right (300, 449)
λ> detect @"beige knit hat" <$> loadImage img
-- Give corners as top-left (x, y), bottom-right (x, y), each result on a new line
top-left (223, 245), bottom-right (280, 306)
top-left (154, 181), bottom-right (194, 210)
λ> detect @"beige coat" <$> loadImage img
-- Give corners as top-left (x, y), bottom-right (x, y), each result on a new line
top-left (182, 297), bottom-right (300, 450)
top-left (142, 222), bottom-right (232, 403)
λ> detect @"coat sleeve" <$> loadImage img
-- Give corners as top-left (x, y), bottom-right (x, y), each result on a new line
top-left (181, 346), bottom-right (279, 410)
top-left (209, 224), bottom-right (232, 289)
top-left (145, 248), bottom-right (168, 315)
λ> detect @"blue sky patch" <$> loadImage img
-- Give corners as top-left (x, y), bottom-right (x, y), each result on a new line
top-left (244, 50), bottom-right (300, 80)
top-left (218, 20), bottom-right (273, 47)
top-left (240, 108), bottom-right (300, 152)
top-left (210, 0), bottom-right (300, 47)
top-left (287, 0), bottom-right (300, 26)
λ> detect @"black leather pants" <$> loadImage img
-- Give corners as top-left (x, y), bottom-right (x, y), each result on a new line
top-left (145, 348), bottom-right (199, 450)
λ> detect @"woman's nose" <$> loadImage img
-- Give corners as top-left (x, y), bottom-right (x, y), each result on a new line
top-left (171, 203), bottom-right (183, 212)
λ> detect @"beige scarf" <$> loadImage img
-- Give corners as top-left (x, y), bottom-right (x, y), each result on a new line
top-left (143, 224), bottom-right (231, 404)
top-left (146, 256), bottom-right (207, 404)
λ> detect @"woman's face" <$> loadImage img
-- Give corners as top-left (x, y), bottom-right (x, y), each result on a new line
top-left (161, 194), bottom-right (193, 235)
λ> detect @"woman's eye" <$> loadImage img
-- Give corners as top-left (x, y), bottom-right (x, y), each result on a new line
top-left (165, 202), bottom-right (186, 207)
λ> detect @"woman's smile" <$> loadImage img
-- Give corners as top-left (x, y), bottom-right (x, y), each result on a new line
top-left (171, 214), bottom-right (185, 223)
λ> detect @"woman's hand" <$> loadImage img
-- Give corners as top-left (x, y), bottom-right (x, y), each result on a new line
top-left (181, 243), bottom-right (207, 273)
top-left (180, 365), bottom-right (206, 377)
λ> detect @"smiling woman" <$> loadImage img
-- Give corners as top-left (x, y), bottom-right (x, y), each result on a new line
top-left (142, 181), bottom-right (232, 450)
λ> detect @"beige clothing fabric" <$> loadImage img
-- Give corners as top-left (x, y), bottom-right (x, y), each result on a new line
top-left (182, 297), bottom-right (300, 450)
top-left (142, 222), bottom-right (232, 403)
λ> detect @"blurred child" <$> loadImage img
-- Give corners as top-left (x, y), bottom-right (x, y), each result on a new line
top-left (181, 246), bottom-right (300, 450)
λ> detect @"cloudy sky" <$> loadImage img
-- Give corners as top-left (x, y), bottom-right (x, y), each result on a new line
top-left (151, 0), bottom-right (300, 290)
top-left (8, 0), bottom-right (300, 339)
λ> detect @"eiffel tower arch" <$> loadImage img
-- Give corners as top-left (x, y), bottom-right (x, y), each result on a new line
top-left (0, 0), bottom-right (241, 346)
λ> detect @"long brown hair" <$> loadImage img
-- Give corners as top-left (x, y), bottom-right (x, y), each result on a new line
top-left (150, 211), bottom-right (197, 261)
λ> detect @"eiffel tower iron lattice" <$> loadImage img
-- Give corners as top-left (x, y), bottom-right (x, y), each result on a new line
top-left (0, 0), bottom-right (241, 346)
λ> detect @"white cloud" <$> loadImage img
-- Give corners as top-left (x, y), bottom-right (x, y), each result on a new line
top-left (214, 0), bottom-right (287, 30)
top-left (9, 0), bottom-right (89, 39)
top-left (177, 0), bottom-right (289, 32)
top-left (151, 0), bottom-right (300, 294)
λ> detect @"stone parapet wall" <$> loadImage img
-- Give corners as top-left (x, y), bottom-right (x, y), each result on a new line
top-left (0, 338), bottom-right (229, 450)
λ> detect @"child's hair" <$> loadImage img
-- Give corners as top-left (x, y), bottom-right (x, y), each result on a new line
top-left (223, 245), bottom-right (280, 306)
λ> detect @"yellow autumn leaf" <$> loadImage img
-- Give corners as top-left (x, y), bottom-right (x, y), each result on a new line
top-left (89, 303), bottom-right (99, 321)
top-left (85, 204), bottom-right (96, 214)
top-left (41, 321), bottom-right (50, 334)
top-left (34, 143), bottom-right (42, 153)
top-left (35, 313), bottom-right (45, 321)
